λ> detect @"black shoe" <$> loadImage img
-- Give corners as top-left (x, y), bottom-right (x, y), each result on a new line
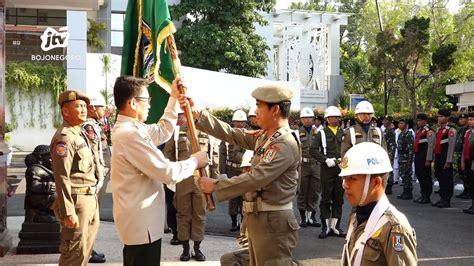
top-left (385, 186), bottom-right (392, 195)
top-left (431, 200), bottom-right (442, 207)
top-left (230, 223), bottom-right (240, 232)
top-left (401, 193), bottom-right (413, 200)
top-left (318, 228), bottom-right (329, 239)
top-left (89, 250), bottom-right (106, 263)
top-left (92, 250), bottom-right (105, 258)
top-left (413, 197), bottom-right (422, 203)
top-left (170, 235), bottom-right (181, 245)
top-left (437, 201), bottom-right (451, 208)
top-left (462, 206), bottom-right (474, 214)
top-left (396, 194), bottom-right (404, 199)
top-left (299, 220), bottom-right (308, 228)
top-left (455, 192), bottom-right (465, 198)
top-left (419, 198), bottom-right (432, 204)
top-left (309, 220), bottom-right (321, 227)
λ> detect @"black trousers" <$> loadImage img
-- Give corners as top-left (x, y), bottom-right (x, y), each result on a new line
top-left (123, 239), bottom-right (161, 266)
top-left (319, 164), bottom-right (343, 219)
top-left (415, 153), bottom-right (432, 198)
top-left (434, 157), bottom-right (454, 201)
top-left (164, 185), bottom-right (177, 235)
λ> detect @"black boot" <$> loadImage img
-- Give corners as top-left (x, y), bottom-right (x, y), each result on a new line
top-left (385, 185), bottom-right (392, 195)
top-left (299, 210), bottom-right (307, 227)
top-left (437, 199), bottom-right (451, 208)
top-left (309, 211), bottom-right (321, 227)
top-left (318, 219), bottom-right (329, 239)
top-left (170, 233), bottom-right (181, 245)
top-left (180, 240), bottom-right (191, 261)
top-left (192, 241), bottom-right (206, 261)
top-left (230, 215), bottom-right (239, 232)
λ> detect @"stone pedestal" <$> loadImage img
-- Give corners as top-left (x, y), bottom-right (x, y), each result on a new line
top-left (17, 222), bottom-right (60, 254)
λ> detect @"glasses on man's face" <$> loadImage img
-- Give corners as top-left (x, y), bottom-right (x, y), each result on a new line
top-left (135, 96), bottom-right (152, 104)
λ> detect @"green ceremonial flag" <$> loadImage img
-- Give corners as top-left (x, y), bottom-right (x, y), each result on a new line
top-left (121, 0), bottom-right (176, 123)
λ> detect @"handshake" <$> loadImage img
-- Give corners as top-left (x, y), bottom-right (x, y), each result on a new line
top-left (324, 158), bottom-right (339, 168)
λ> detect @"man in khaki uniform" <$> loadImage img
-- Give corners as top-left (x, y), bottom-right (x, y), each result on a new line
top-left (219, 110), bottom-right (247, 231)
top-left (50, 90), bottom-right (103, 266)
top-left (198, 84), bottom-right (301, 265)
top-left (341, 101), bottom-right (386, 159)
top-left (82, 93), bottom-right (108, 263)
top-left (297, 107), bottom-right (321, 227)
top-left (163, 113), bottom-right (211, 262)
top-left (340, 142), bottom-right (417, 266)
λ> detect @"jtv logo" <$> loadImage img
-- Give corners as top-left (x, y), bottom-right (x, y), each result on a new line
top-left (40, 27), bottom-right (69, 51)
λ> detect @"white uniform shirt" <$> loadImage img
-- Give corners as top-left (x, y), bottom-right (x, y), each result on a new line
top-left (111, 97), bottom-right (198, 245)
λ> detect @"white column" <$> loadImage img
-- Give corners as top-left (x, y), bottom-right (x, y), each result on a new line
top-left (67, 11), bottom-right (87, 92)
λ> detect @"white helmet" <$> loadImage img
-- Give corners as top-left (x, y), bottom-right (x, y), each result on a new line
top-left (90, 94), bottom-right (106, 106)
top-left (232, 110), bottom-right (247, 121)
top-left (324, 106), bottom-right (342, 118)
top-left (340, 142), bottom-right (392, 205)
top-left (248, 106), bottom-right (257, 117)
top-left (241, 150), bottom-right (254, 168)
top-left (300, 107), bottom-right (315, 118)
top-left (355, 101), bottom-right (374, 114)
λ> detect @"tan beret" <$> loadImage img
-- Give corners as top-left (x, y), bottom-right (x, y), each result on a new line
top-left (251, 84), bottom-right (295, 103)
top-left (58, 90), bottom-right (90, 107)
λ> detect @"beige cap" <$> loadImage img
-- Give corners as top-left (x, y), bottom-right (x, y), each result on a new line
top-left (58, 90), bottom-right (90, 107)
top-left (251, 84), bottom-right (294, 103)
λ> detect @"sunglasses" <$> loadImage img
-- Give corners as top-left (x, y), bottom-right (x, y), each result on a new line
top-left (134, 96), bottom-right (152, 104)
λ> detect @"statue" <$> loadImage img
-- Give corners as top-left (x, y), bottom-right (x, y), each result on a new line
top-left (24, 145), bottom-right (56, 223)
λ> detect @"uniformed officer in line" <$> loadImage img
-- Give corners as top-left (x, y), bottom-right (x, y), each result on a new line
top-left (395, 119), bottom-right (415, 200)
top-left (163, 112), bottom-right (211, 262)
top-left (82, 94), bottom-right (108, 263)
top-left (341, 101), bottom-right (386, 159)
top-left (432, 109), bottom-right (457, 208)
top-left (381, 115), bottom-right (396, 195)
top-left (461, 112), bottom-right (474, 214)
top-left (297, 107), bottom-right (322, 228)
top-left (248, 106), bottom-right (260, 130)
top-left (50, 90), bottom-right (103, 265)
top-left (340, 142), bottom-right (417, 266)
top-left (219, 110), bottom-right (248, 231)
top-left (413, 113), bottom-right (435, 204)
top-left (196, 84), bottom-right (301, 265)
top-left (310, 106), bottom-right (346, 239)
top-left (455, 113), bottom-right (471, 199)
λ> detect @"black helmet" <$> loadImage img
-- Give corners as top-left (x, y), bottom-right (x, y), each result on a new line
top-left (33, 145), bottom-right (50, 155)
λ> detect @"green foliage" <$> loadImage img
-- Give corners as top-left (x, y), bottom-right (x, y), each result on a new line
top-left (87, 19), bottom-right (106, 52)
top-left (170, 0), bottom-right (275, 77)
top-left (211, 107), bottom-right (234, 125)
top-left (5, 62), bottom-right (67, 129)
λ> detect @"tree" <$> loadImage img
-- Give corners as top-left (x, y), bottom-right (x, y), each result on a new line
top-left (87, 19), bottom-right (106, 52)
top-left (170, 0), bottom-right (275, 77)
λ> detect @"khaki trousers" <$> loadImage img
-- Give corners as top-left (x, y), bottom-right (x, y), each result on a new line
top-left (58, 194), bottom-right (99, 266)
top-left (246, 209), bottom-right (298, 266)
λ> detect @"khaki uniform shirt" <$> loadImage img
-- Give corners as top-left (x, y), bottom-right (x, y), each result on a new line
top-left (196, 110), bottom-right (300, 205)
top-left (50, 121), bottom-right (102, 218)
top-left (341, 122), bottom-right (386, 158)
top-left (342, 205), bottom-right (417, 266)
